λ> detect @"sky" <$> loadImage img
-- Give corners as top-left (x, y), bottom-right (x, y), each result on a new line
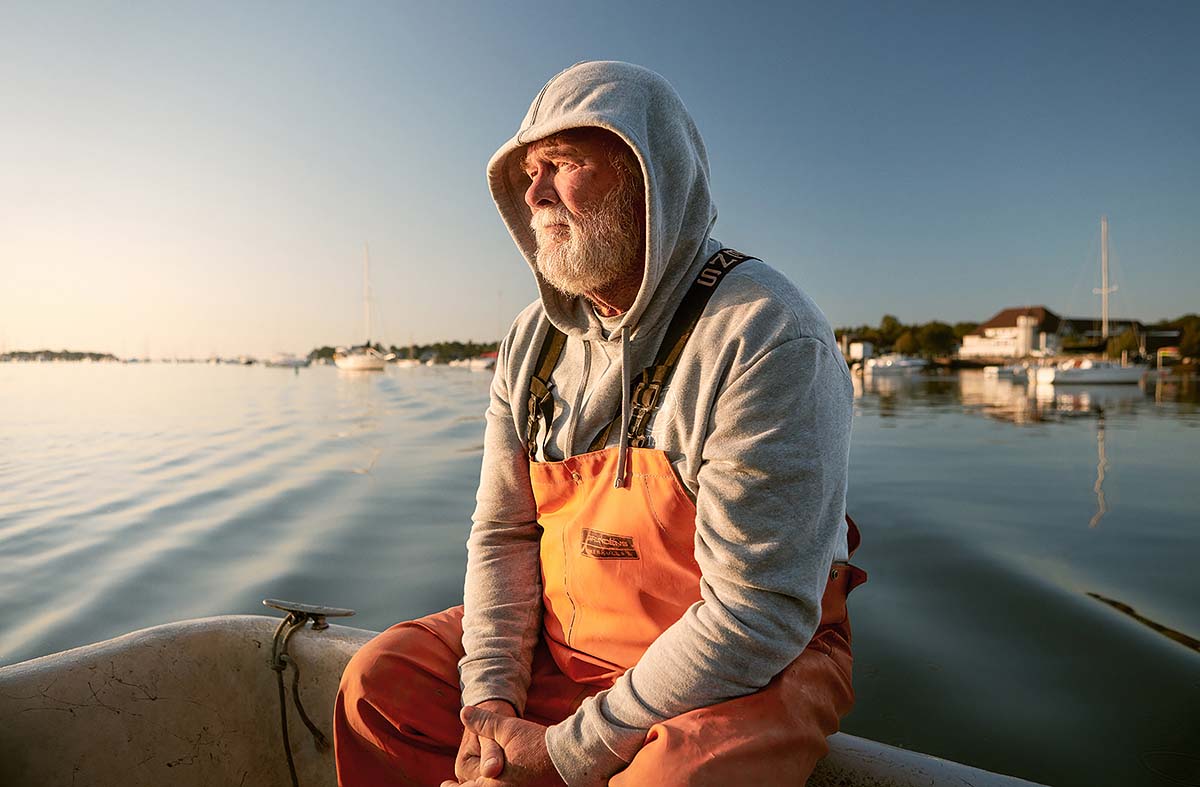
top-left (3, 1), bottom-right (1198, 358)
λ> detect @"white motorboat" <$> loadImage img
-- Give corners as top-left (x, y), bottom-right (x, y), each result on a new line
top-left (334, 245), bottom-right (394, 372)
top-left (0, 601), bottom-right (1047, 787)
top-left (1034, 358), bottom-right (1145, 385)
top-left (864, 353), bottom-right (928, 375)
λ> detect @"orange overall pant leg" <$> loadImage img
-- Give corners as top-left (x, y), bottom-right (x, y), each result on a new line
top-left (334, 606), bottom-right (596, 787)
top-left (610, 562), bottom-right (860, 786)
top-left (612, 619), bottom-right (854, 786)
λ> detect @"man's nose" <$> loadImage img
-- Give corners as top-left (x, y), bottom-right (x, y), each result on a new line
top-left (525, 170), bottom-right (558, 209)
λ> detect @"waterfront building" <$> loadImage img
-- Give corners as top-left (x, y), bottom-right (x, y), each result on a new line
top-left (849, 341), bottom-right (874, 360)
top-left (959, 306), bottom-right (1062, 358)
top-left (960, 306), bottom-right (1180, 359)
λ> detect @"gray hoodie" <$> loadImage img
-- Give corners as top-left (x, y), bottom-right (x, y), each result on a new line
top-left (461, 61), bottom-right (853, 785)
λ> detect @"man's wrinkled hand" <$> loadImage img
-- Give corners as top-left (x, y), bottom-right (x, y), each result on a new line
top-left (454, 699), bottom-right (516, 783)
top-left (441, 705), bottom-right (565, 787)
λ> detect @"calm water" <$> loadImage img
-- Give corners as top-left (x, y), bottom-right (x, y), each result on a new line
top-left (2, 363), bottom-right (1198, 786)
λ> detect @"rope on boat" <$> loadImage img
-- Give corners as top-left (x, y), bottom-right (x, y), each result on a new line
top-left (270, 613), bottom-right (308, 787)
top-left (264, 599), bottom-right (356, 787)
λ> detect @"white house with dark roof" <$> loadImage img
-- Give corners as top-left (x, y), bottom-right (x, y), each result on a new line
top-left (959, 306), bottom-right (1063, 358)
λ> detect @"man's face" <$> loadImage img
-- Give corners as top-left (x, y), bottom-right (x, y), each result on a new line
top-left (522, 128), bottom-right (643, 297)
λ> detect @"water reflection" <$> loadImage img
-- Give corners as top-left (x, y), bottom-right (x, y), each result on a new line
top-left (1090, 414), bottom-right (1108, 528)
top-left (853, 368), bottom-right (1198, 425)
top-left (852, 370), bottom-right (1200, 534)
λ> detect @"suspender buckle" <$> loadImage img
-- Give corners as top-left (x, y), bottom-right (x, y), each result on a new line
top-left (526, 396), bottom-right (540, 457)
top-left (626, 378), bottom-right (663, 447)
top-left (635, 378), bottom-right (663, 410)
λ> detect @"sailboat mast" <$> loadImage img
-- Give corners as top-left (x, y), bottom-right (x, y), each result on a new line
top-left (1093, 216), bottom-right (1117, 341)
top-left (363, 243), bottom-right (371, 344)
top-left (1101, 216), bottom-right (1109, 339)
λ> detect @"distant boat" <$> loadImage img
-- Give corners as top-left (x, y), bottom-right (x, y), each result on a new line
top-left (448, 352), bottom-right (497, 372)
top-left (1034, 358), bottom-right (1145, 385)
top-left (335, 245), bottom-right (394, 372)
top-left (1036, 218), bottom-right (1145, 385)
top-left (864, 354), bottom-right (928, 375)
top-left (335, 345), bottom-right (393, 371)
top-left (391, 345), bottom-right (422, 368)
top-left (264, 353), bottom-right (311, 369)
top-left (983, 364), bottom-right (1029, 381)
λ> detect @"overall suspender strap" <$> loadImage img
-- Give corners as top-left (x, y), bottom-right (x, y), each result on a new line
top-left (525, 325), bottom-right (567, 460)
top-left (587, 248), bottom-right (755, 452)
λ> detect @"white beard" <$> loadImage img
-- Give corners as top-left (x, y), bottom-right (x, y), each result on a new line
top-left (530, 177), bottom-right (642, 297)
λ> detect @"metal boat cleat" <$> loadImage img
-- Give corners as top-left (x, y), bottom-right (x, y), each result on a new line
top-left (263, 598), bottom-right (355, 630)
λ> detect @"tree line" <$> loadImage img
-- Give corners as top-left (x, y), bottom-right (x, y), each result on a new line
top-left (308, 341), bottom-right (500, 363)
top-left (835, 315), bottom-right (977, 358)
top-left (0, 350), bottom-right (119, 362)
top-left (837, 313), bottom-right (1200, 360)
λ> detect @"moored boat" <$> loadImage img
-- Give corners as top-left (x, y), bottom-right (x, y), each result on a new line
top-left (864, 353), bottom-right (928, 375)
top-left (333, 344), bottom-right (393, 371)
top-left (1033, 218), bottom-right (1147, 386)
top-left (983, 363), bottom-right (1029, 381)
top-left (335, 244), bottom-right (394, 372)
top-left (1034, 358), bottom-right (1145, 385)
top-left (265, 353), bottom-right (312, 369)
top-left (0, 604), bottom-right (1047, 787)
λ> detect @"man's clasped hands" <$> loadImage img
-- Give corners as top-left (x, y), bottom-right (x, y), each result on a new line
top-left (440, 698), bottom-right (568, 787)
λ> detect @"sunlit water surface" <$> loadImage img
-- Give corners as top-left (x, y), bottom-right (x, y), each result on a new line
top-left (2, 364), bottom-right (1197, 786)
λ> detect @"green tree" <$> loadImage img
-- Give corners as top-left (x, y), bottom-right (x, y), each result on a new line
top-left (878, 315), bottom-right (904, 346)
top-left (918, 322), bottom-right (957, 356)
top-left (1106, 328), bottom-right (1139, 359)
top-left (309, 346), bottom-right (337, 361)
top-left (952, 321), bottom-right (979, 340)
top-left (894, 331), bottom-right (918, 355)
top-left (1180, 322), bottom-right (1200, 359)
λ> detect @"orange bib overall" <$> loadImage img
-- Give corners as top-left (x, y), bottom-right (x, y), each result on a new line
top-left (532, 444), bottom-right (865, 785)
top-left (535, 446), bottom-right (704, 683)
top-left (335, 250), bottom-right (865, 786)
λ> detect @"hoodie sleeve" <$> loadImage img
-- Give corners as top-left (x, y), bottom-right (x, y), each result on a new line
top-left (544, 335), bottom-right (854, 785)
top-left (459, 333), bottom-right (544, 713)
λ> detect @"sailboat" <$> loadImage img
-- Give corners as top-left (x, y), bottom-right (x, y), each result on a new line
top-left (1035, 217), bottom-right (1146, 385)
top-left (334, 245), bottom-right (394, 371)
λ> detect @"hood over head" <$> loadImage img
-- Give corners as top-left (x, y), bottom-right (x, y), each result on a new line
top-left (488, 61), bottom-right (717, 340)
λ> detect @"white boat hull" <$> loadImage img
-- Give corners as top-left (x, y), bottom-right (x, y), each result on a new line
top-left (0, 616), bottom-right (1046, 787)
top-left (334, 353), bottom-right (387, 371)
top-left (864, 354), bottom-right (928, 376)
top-left (265, 357), bottom-right (312, 369)
top-left (1035, 366), bottom-right (1145, 385)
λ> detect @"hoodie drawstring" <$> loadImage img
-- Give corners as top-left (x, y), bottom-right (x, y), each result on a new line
top-left (614, 326), bottom-right (631, 488)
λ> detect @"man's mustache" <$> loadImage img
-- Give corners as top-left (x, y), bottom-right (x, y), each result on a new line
top-left (531, 205), bottom-right (575, 232)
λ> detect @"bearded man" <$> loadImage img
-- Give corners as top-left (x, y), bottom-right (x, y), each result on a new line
top-left (335, 61), bottom-right (864, 787)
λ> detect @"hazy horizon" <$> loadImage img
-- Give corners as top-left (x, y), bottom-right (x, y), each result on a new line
top-left (4, 2), bottom-right (1197, 358)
